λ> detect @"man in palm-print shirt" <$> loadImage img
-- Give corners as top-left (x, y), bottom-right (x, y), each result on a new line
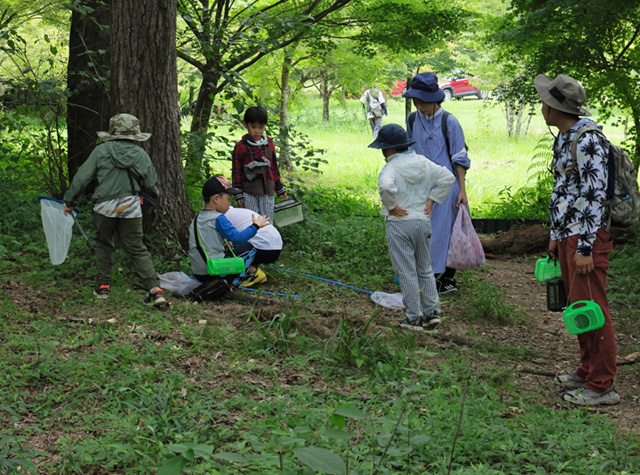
top-left (534, 74), bottom-right (619, 406)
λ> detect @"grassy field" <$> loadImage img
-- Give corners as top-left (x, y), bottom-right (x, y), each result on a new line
top-left (205, 95), bottom-right (629, 218)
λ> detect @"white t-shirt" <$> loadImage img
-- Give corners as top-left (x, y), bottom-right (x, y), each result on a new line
top-left (225, 207), bottom-right (283, 250)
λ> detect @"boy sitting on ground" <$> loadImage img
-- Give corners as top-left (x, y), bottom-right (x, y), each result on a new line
top-left (188, 175), bottom-right (270, 301)
top-left (372, 124), bottom-right (455, 330)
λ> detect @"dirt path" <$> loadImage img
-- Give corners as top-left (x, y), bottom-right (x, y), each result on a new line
top-left (438, 256), bottom-right (640, 434)
top-left (242, 253), bottom-right (640, 434)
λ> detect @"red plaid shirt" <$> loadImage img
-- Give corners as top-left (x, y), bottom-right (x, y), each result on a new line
top-left (231, 134), bottom-right (285, 197)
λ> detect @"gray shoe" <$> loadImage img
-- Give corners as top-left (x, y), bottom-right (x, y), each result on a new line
top-left (562, 386), bottom-right (620, 406)
top-left (554, 373), bottom-right (586, 390)
top-left (399, 318), bottom-right (424, 331)
top-left (424, 310), bottom-right (442, 329)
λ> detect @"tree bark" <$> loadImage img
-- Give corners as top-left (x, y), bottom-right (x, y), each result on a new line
top-left (111, 0), bottom-right (192, 248)
top-left (278, 48), bottom-right (294, 169)
top-left (66, 0), bottom-right (112, 180)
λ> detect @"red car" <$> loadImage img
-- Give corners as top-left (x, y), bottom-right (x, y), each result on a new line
top-left (439, 72), bottom-right (487, 100)
top-left (390, 72), bottom-right (487, 100)
top-left (390, 80), bottom-right (407, 97)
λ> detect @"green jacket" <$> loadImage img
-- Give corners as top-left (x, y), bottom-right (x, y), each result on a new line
top-left (63, 140), bottom-right (159, 207)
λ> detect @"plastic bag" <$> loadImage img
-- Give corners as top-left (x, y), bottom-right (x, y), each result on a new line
top-left (446, 206), bottom-right (486, 270)
top-left (159, 272), bottom-right (202, 295)
top-left (39, 196), bottom-right (76, 265)
top-left (371, 291), bottom-right (405, 310)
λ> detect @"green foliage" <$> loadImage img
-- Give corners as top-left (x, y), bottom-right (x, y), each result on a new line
top-left (608, 222), bottom-right (640, 321)
top-left (501, 0), bottom-right (640, 160)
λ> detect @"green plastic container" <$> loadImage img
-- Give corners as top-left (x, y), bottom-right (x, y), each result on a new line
top-left (535, 256), bottom-right (562, 281)
top-left (206, 257), bottom-right (245, 276)
top-left (563, 300), bottom-right (605, 335)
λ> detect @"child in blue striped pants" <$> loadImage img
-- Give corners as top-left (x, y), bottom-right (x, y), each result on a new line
top-left (371, 124), bottom-right (455, 330)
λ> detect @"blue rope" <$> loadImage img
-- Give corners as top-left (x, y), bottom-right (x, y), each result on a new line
top-left (240, 287), bottom-right (302, 298)
top-left (263, 266), bottom-right (374, 295)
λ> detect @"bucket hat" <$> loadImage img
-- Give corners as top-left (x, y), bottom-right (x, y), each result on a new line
top-left (534, 74), bottom-right (591, 116)
top-left (202, 175), bottom-right (241, 198)
top-left (368, 124), bottom-right (416, 150)
top-left (403, 72), bottom-right (445, 103)
top-left (97, 113), bottom-right (152, 141)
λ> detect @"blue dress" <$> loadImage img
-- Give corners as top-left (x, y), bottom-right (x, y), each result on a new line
top-left (406, 108), bottom-right (470, 274)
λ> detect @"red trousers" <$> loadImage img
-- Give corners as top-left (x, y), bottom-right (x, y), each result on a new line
top-left (558, 228), bottom-right (616, 392)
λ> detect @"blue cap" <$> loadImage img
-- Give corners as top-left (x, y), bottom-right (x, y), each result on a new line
top-left (403, 72), bottom-right (445, 103)
top-left (368, 124), bottom-right (416, 150)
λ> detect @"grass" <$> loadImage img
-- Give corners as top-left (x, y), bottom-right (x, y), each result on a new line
top-left (2, 98), bottom-right (640, 473)
top-left (202, 94), bottom-right (630, 219)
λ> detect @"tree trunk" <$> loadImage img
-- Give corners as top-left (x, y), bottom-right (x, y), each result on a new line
top-left (278, 49), bottom-right (294, 170)
top-left (111, 0), bottom-right (192, 248)
top-left (185, 67), bottom-right (221, 180)
top-left (66, 0), bottom-right (112, 180)
top-left (405, 76), bottom-right (412, 121)
top-left (320, 72), bottom-right (330, 122)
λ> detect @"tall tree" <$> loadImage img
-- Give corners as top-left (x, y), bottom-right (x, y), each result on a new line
top-left (111, 0), bottom-right (192, 246)
top-left (66, 0), bottom-right (112, 178)
top-left (501, 0), bottom-right (640, 159)
top-left (176, 0), bottom-right (353, 172)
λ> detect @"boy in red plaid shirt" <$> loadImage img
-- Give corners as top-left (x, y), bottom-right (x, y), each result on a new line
top-left (231, 106), bottom-right (287, 221)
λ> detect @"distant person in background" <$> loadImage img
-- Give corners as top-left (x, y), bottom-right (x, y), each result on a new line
top-left (403, 72), bottom-right (470, 294)
top-left (225, 206), bottom-right (283, 287)
top-left (360, 86), bottom-right (388, 139)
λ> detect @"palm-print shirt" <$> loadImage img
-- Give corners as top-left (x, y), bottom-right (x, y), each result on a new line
top-left (550, 118), bottom-right (609, 256)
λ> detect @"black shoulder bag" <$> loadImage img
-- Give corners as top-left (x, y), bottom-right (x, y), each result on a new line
top-left (127, 169), bottom-right (156, 207)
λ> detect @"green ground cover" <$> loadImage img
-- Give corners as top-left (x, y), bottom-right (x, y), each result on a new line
top-left (1, 99), bottom-right (639, 474)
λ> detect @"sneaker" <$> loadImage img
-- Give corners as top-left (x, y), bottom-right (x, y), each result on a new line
top-left (437, 278), bottom-right (458, 294)
top-left (145, 287), bottom-right (168, 307)
top-left (562, 386), bottom-right (621, 406)
top-left (239, 268), bottom-right (267, 288)
top-left (424, 311), bottom-right (442, 328)
top-left (554, 373), bottom-right (586, 390)
top-left (399, 318), bottom-right (424, 331)
top-left (93, 285), bottom-right (110, 299)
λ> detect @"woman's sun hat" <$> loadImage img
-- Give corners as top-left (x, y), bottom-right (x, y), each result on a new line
top-left (97, 113), bottom-right (152, 141)
top-left (534, 74), bottom-right (591, 116)
top-left (403, 72), bottom-right (445, 103)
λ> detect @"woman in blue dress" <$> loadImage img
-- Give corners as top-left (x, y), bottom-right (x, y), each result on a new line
top-left (403, 72), bottom-right (470, 293)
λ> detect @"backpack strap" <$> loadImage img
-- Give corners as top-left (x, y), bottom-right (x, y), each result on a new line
top-left (193, 213), bottom-right (237, 265)
top-left (407, 111), bottom-right (417, 135)
top-left (192, 212), bottom-right (209, 263)
top-left (441, 110), bottom-right (452, 160)
top-left (569, 125), bottom-right (603, 174)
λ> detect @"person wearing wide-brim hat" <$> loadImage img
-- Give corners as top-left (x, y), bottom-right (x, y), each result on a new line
top-left (63, 113), bottom-right (168, 307)
top-left (402, 72), bottom-right (470, 294)
top-left (534, 73), bottom-right (620, 406)
top-left (371, 123), bottom-right (455, 331)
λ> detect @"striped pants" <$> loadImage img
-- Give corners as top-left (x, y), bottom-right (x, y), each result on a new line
top-left (386, 219), bottom-right (440, 320)
top-left (243, 193), bottom-right (276, 222)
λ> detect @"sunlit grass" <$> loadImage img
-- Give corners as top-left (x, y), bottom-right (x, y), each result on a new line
top-left (202, 93), bottom-right (628, 216)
